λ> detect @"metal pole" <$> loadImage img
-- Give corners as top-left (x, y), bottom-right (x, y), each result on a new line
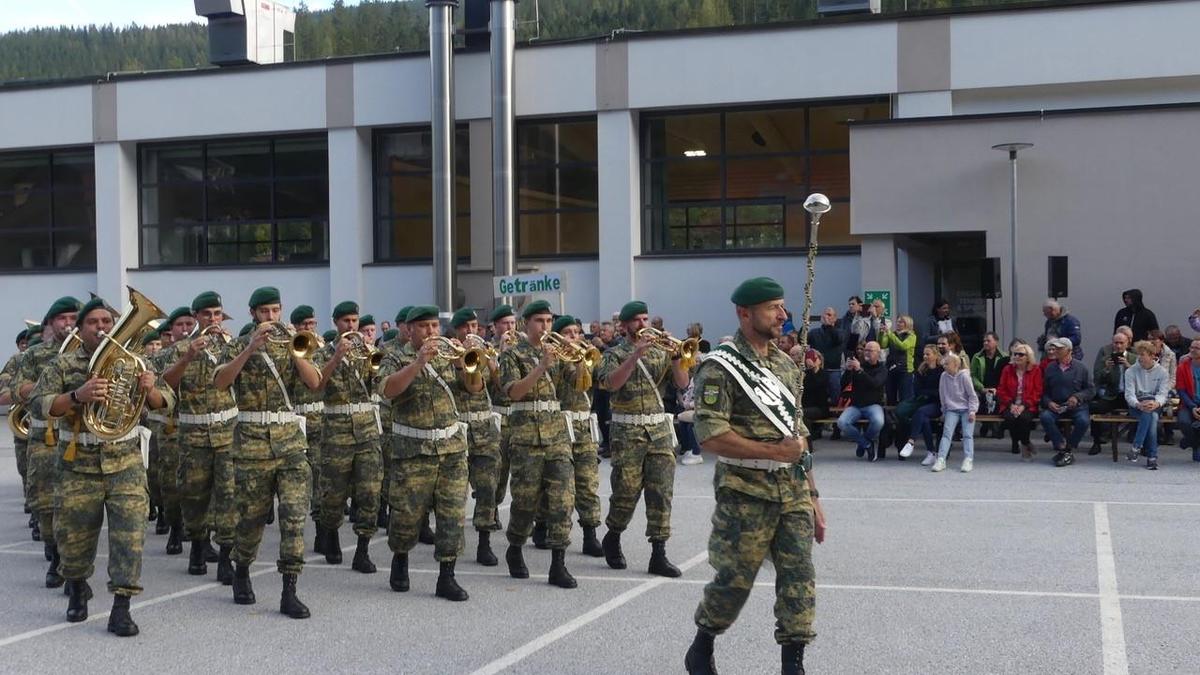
top-left (1009, 151), bottom-right (1018, 345)
top-left (490, 0), bottom-right (517, 290)
top-left (428, 0), bottom-right (459, 313)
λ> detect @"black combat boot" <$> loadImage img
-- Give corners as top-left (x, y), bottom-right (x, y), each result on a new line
top-left (684, 629), bottom-right (717, 674)
top-left (505, 544), bottom-right (529, 579)
top-left (581, 526), bottom-right (603, 557)
top-left (314, 526), bottom-right (326, 555)
top-left (165, 522), bottom-right (183, 555)
top-left (147, 502), bottom-right (159, 522)
top-left (107, 595), bottom-right (139, 637)
top-left (418, 517), bottom-right (435, 545)
top-left (43, 541), bottom-right (51, 561)
top-left (375, 504), bottom-right (388, 529)
top-left (531, 522), bottom-right (549, 550)
top-left (45, 545), bottom-right (64, 588)
top-left (155, 511), bottom-right (168, 535)
top-left (188, 540), bottom-right (208, 576)
top-left (434, 560), bottom-right (469, 601)
top-left (64, 579), bottom-right (93, 600)
top-left (232, 563), bottom-right (255, 605)
top-left (216, 545), bottom-right (234, 585)
top-left (324, 527), bottom-right (343, 564)
top-left (351, 535), bottom-right (376, 574)
top-left (265, 503), bottom-right (275, 525)
top-left (65, 580), bottom-right (88, 623)
top-left (648, 541), bottom-right (682, 578)
top-left (781, 643), bottom-right (806, 675)
top-left (548, 549), bottom-right (577, 589)
top-left (602, 530), bottom-right (627, 570)
top-left (31, 521), bottom-right (41, 542)
top-left (476, 531), bottom-right (498, 567)
top-left (279, 573), bottom-right (310, 619)
top-left (389, 553), bottom-right (409, 592)
top-left (203, 537), bottom-right (219, 563)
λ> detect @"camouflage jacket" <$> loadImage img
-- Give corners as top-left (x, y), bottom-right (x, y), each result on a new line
top-left (552, 360), bottom-right (596, 442)
top-left (451, 362), bottom-right (499, 455)
top-left (498, 338), bottom-right (572, 450)
top-left (317, 343), bottom-right (380, 446)
top-left (160, 339), bottom-right (236, 447)
top-left (35, 346), bottom-right (175, 475)
top-left (217, 336), bottom-right (307, 459)
top-left (597, 339), bottom-right (674, 444)
top-left (376, 342), bottom-right (466, 459)
top-left (15, 337), bottom-right (64, 434)
top-left (0, 352), bottom-right (19, 395)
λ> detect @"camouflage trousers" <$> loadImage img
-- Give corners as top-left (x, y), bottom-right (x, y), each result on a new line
top-left (468, 452), bottom-right (501, 532)
top-left (493, 428), bottom-right (512, 508)
top-left (158, 435), bottom-right (182, 527)
top-left (178, 441), bottom-right (236, 546)
top-left (506, 443), bottom-right (574, 549)
top-left (605, 438), bottom-right (676, 542)
top-left (319, 438), bottom-right (382, 538)
top-left (302, 416), bottom-right (323, 516)
top-left (569, 439), bottom-right (602, 528)
top-left (232, 452), bottom-right (310, 575)
top-left (27, 440), bottom-right (59, 546)
top-left (379, 436), bottom-right (392, 510)
top-left (55, 465), bottom-right (147, 597)
top-left (387, 451), bottom-right (468, 562)
top-left (14, 437), bottom-right (29, 510)
top-left (694, 484), bottom-right (817, 645)
top-left (146, 433), bottom-right (161, 511)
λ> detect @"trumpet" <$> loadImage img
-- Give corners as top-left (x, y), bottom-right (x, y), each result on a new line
top-left (259, 321), bottom-right (323, 359)
top-left (340, 331), bottom-right (383, 373)
top-left (500, 329), bottom-right (522, 349)
top-left (542, 332), bottom-right (588, 363)
top-left (637, 327), bottom-right (699, 369)
top-left (462, 334), bottom-right (498, 361)
top-left (190, 323), bottom-right (232, 358)
top-left (423, 335), bottom-right (467, 363)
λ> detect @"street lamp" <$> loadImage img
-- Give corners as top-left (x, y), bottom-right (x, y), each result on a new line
top-left (991, 142), bottom-right (1033, 344)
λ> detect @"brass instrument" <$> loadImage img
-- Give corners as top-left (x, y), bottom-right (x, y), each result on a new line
top-left (340, 331), bottom-right (384, 374)
top-left (191, 323), bottom-right (232, 359)
top-left (463, 334), bottom-right (497, 361)
top-left (57, 327), bottom-right (82, 355)
top-left (500, 329), bottom-right (522, 349)
top-left (7, 400), bottom-right (30, 440)
top-left (82, 286), bottom-right (167, 442)
top-left (259, 321), bottom-right (322, 359)
top-left (460, 334), bottom-right (495, 385)
top-left (543, 332), bottom-right (587, 363)
top-left (637, 327), bottom-right (699, 370)
top-left (423, 336), bottom-right (467, 363)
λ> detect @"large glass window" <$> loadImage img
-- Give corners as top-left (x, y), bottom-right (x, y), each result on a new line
top-left (0, 149), bottom-right (95, 270)
top-left (642, 100), bottom-right (887, 252)
top-left (517, 118), bottom-right (598, 257)
top-left (373, 127), bottom-right (470, 261)
top-left (139, 135), bottom-right (328, 266)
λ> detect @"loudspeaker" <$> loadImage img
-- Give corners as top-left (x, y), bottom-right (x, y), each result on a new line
top-left (1048, 256), bottom-right (1068, 298)
top-left (981, 257), bottom-right (1001, 299)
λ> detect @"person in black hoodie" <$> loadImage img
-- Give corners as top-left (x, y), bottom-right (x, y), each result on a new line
top-left (1114, 289), bottom-right (1159, 342)
top-left (836, 341), bottom-right (888, 462)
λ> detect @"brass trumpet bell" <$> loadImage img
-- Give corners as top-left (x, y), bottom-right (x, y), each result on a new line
top-left (638, 327), bottom-right (699, 368)
top-left (424, 336), bottom-right (467, 363)
top-left (543, 332), bottom-right (588, 363)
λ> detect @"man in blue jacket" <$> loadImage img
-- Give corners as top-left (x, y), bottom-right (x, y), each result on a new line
top-left (1039, 338), bottom-right (1094, 467)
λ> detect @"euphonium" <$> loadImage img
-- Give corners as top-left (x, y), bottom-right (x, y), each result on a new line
top-left (82, 286), bottom-right (167, 441)
top-left (637, 327), bottom-right (699, 369)
top-left (7, 400), bottom-right (30, 440)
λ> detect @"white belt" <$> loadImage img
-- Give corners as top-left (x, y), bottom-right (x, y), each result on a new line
top-left (564, 410), bottom-right (601, 444)
top-left (146, 413), bottom-right (170, 424)
top-left (294, 402), bottom-right (325, 414)
top-left (612, 412), bottom-right (672, 426)
top-left (29, 418), bottom-right (49, 429)
top-left (61, 427), bottom-right (141, 447)
top-left (391, 422), bottom-right (463, 441)
top-left (178, 408), bottom-right (239, 426)
top-left (459, 411), bottom-right (495, 423)
top-left (491, 405), bottom-right (512, 416)
top-left (564, 411), bottom-right (592, 422)
top-left (371, 394), bottom-right (383, 405)
top-left (239, 411), bottom-right (302, 425)
top-left (718, 456), bottom-right (792, 471)
top-left (510, 400), bottom-right (561, 413)
top-left (324, 402), bottom-right (376, 415)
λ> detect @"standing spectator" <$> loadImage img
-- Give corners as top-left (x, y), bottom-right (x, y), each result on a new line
top-left (1164, 325), bottom-right (1190, 363)
top-left (897, 345), bottom-right (944, 465)
top-left (1089, 332), bottom-right (1133, 454)
top-left (839, 296), bottom-right (871, 360)
top-left (941, 331), bottom-right (971, 371)
top-left (776, 331), bottom-right (797, 355)
top-left (970, 331), bottom-right (1009, 438)
top-left (1175, 338), bottom-right (1200, 461)
top-left (651, 316), bottom-right (665, 331)
top-left (686, 322), bottom-right (703, 340)
top-left (836, 341), bottom-right (888, 462)
top-left (800, 350), bottom-right (832, 445)
top-left (1123, 340), bottom-right (1171, 469)
top-left (1189, 309), bottom-right (1200, 334)
top-left (1038, 300), bottom-right (1084, 360)
top-left (675, 374), bottom-right (703, 466)
top-left (922, 299), bottom-right (955, 347)
top-left (998, 342), bottom-right (1043, 460)
top-left (879, 315), bottom-right (917, 405)
top-left (586, 321), bottom-right (601, 341)
top-left (1040, 337), bottom-right (1095, 467)
top-left (866, 299), bottom-right (888, 344)
top-left (1113, 289), bottom-right (1159, 342)
top-left (809, 307), bottom-right (847, 405)
top-left (932, 354), bottom-right (978, 473)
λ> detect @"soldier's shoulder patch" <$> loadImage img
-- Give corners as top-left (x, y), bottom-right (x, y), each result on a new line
top-left (702, 383), bottom-right (720, 405)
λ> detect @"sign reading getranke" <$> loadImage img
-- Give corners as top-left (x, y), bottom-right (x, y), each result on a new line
top-left (493, 271), bottom-right (568, 297)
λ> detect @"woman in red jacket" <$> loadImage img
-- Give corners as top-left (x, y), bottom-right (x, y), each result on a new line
top-left (998, 342), bottom-right (1044, 460)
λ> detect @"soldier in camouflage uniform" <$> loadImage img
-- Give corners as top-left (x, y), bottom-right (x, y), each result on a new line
top-left (214, 287), bottom-right (323, 619)
top-left (683, 277), bottom-right (827, 675)
top-left (14, 297), bottom-right (80, 583)
top-left (148, 321), bottom-right (174, 535)
top-left (489, 305), bottom-right (517, 520)
top-left (36, 297), bottom-right (175, 636)
top-left (376, 305), bottom-right (478, 601)
top-left (498, 300), bottom-right (577, 588)
top-left (161, 292), bottom-right (239, 584)
top-left (289, 305), bottom-right (325, 534)
top-left (151, 308), bottom-right (197, 556)
top-left (597, 300), bottom-right (690, 577)
top-left (1, 328), bottom-right (32, 522)
top-left (314, 301), bottom-right (383, 573)
top-left (450, 307), bottom-right (503, 566)
top-left (373, 308), bottom-right (409, 530)
top-left (138, 332), bottom-right (163, 528)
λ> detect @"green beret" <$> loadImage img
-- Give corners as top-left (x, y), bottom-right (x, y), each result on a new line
top-left (43, 296), bottom-right (82, 325)
top-left (382, 328), bottom-right (399, 343)
top-left (730, 277), bottom-right (785, 307)
top-left (27, 333), bottom-right (43, 347)
top-left (552, 315), bottom-right (577, 334)
top-left (359, 314), bottom-right (376, 328)
top-left (248, 286), bottom-right (281, 309)
top-left (395, 306), bottom-right (413, 325)
top-left (451, 308), bottom-right (477, 328)
top-left (141, 331), bottom-right (162, 346)
top-left (332, 301), bottom-right (359, 320)
top-left (16, 328), bottom-right (29, 345)
top-left (76, 297), bottom-right (112, 327)
top-left (489, 304), bottom-right (514, 323)
top-left (322, 329), bottom-right (339, 343)
top-left (619, 301), bottom-right (648, 322)
top-left (167, 306), bottom-right (193, 327)
top-left (522, 300), bottom-right (552, 319)
top-left (289, 305), bottom-right (315, 325)
top-left (157, 321), bottom-right (172, 335)
top-left (238, 322), bottom-right (256, 338)
top-left (406, 306), bottom-right (439, 323)
top-left (190, 291), bottom-right (222, 313)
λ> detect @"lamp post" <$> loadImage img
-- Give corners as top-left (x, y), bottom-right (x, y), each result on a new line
top-left (991, 142), bottom-right (1032, 344)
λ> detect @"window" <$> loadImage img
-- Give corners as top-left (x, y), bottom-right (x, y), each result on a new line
top-left (642, 100), bottom-right (887, 252)
top-left (139, 135), bottom-right (328, 266)
top-left (0, 149), bottom-right (95, 270)
top-left (517, 118), bottom-right (598, 257)
top-left (373, 127), bottom-right (470, 262)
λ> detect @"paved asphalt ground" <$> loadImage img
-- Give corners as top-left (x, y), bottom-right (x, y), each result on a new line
top-left (0, 426), bottom-right (1197, 674)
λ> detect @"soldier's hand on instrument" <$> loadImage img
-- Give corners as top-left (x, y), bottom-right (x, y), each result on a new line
top-left (76, 377), bottom-right (109, 403)
top-left (187, 335), bottom-right (209, 357)
top-left (634, 336), bottom-right (654, 355)
top-left (136, 370), bottom-right (157, 393)
top-left (416, 340), bottom-right (439, 364)
top-left (539, 349), bottom-right (556, 370)
top-left (251, 325), bottom-right (273, 350)
top-left (334, 336), bottom-right (353, 360)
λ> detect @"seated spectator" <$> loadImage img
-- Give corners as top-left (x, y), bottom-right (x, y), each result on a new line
top-left (1176, 338), bottom-right (1200, 460)
top-left (1148, 329), bottom-right (1178, 445)
top-left (686, 322), bottom-right (703, 340)
top-left (937, 331), bottom-right (970, 371)
top-left (1113, 289), bottom-right (1158, 342)
top-left (800, 350), bottom-right (832, 444)
top-left (971, 331), bottom-right (1009, 438)
top-left (1089, 332), bottom-right (1134, 453)
top-left (651, 316), bottom-right (665, 331)
top-left (675, 375), bottom-right (703, 466)
top-left (933, 353), bottom-right (978, 473)
top-left (1164, 325), bottom-right (1190, 363)
top-left (923, 298), bottom-right (956, 347)
top-left (809, 307), bottom-right (847, 405)
top-left (879, 314), bottom-right (917, 405)
top-left (998, 342), bottom-right (1043, 460)
top-left (837, 341), bottom-right (887, 462)
top-left (1038, 299), bottom-right (1083, 360)
top-left (1189, 309), bottom-right (1200, 334)
top-left (1040, 337), bottom-right (1095, 467)
top-left (897, 345), bottom-right (943, 465)
top-left (777, 331), bottom-right (797, 355)
top-left (1123, 340), bottom-right (1171, 469)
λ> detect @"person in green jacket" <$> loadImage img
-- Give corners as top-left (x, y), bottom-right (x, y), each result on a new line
top-left (970, 332), bottom-right (1009, 439)
top-left (878, 315), bottom-right (917, 405)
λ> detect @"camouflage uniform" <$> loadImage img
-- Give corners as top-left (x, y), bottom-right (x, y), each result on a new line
top-left (377, 343), bottom-right (468, 562)
top-left (597, 340), bottom-right (677, 542)
top-left (317, 343), bottom-right (383, 538)
top-left (498, 340), bottom-right (574, 549)
top-left (16, 338), bottom-right (65, 548)
top-left (452, 364), bottom-right (501, 534)
top-left (375, 339), bottom-right (406, 517)
top-left (35, 347), bottom-right (176, 596)
top-left (2, 353), bottom-right (30, 511)
top-left (490, 371), bottom-right (513, 513)
top-left (292, 364), bottom-right (325, 516)
top-left (148, 350), bottom-right (182, 532)
top-left (163, 338), bottom-right (238, 546)
top-left (692, 330), bottom-right (816, 646)
top-left (218, 337), bottom-right (311, 575)
top-left (552, 362), bottom-right (602, 529)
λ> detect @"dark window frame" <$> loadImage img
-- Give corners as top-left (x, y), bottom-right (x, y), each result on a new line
top-left (515, 115), bottom-right (599, 260)
top-left (0, 147), bottom-right (97, 272)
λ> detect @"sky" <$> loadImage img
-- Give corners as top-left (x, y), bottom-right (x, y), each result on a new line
top-left (0, 0), bottom-right (364, 34)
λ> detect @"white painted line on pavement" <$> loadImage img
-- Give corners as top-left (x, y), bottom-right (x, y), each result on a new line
top-left (1094, 502), bottom-right (1129, 675)
top-left (468, 551), bottom-right (709, 675)
top-left (820, 497), bottom-right (1200, 507)
top-left (0, 540), bottom-right (36, 550)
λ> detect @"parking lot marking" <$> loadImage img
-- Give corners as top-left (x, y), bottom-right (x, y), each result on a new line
top-left (1094, 503), bottom-right (1129, 675)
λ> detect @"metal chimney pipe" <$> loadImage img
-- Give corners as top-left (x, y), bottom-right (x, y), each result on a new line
top-left (490, 0), bottom-right (517, 284)
top-left (428, 0), bottom-right (459, 313)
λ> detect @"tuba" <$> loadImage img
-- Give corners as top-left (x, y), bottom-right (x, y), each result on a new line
top-left (7, 401), bottom-right (31, 440)
top-left (82, 287), bottom-right (167, 442)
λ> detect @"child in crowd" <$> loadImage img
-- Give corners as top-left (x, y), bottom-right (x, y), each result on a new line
top-left (934, 354), bottom-right (979, 473)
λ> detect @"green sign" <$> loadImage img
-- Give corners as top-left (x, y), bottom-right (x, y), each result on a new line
top-left (863, 290), bottom-right (892, 318)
